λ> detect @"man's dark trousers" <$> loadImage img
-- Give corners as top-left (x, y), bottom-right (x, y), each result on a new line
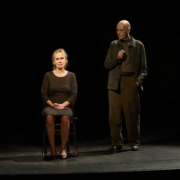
top-left (108, 74), bottom-right (140, 147)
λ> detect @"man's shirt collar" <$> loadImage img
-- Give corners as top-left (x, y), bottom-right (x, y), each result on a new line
top-left (117, 36), bottom-right (136, 47)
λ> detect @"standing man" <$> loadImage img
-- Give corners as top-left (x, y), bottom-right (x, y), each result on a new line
top-left (104, 20), bottom-right (147, 151)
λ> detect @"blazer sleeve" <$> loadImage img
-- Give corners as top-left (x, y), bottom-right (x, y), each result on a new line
top-left (137, 43), bottom-right (148, 85)
top-left (41, 73), bottom-right (50, 104)
top-left (67, 73), bottom-right (77, 106)
top-left (104, 42), bottom-right (120, 70)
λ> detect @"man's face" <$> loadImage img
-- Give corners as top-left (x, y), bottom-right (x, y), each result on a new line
top-left (116, 23), bottom-right (130, 40)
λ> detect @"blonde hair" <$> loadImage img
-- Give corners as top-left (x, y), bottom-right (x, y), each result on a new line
top-left (52, 48), bottom-right (68, 70)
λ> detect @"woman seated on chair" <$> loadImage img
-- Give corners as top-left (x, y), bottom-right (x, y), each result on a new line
top-left (41, 48), bottom-right (77, 159)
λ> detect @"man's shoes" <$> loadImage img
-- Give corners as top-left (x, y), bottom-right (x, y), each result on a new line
top-left (108, 145), bottom-right (123, 151)
top-left (131, 145), bottom-right (139, 151)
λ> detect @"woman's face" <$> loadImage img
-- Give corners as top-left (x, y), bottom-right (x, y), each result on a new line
top-left (53, 52), bottom-right (67, 69)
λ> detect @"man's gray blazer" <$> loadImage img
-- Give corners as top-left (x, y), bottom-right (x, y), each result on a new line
top-left (104, 36), bottom-right (147, 90)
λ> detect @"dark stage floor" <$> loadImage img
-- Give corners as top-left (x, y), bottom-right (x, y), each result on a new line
top-left (0, 126), bottom-right (180, 179)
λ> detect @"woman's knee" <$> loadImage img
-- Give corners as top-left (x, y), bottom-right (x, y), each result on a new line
top-left (46, 115), bottom-right (55, 125)
top-left (61, 116), bottom-right (69, 125)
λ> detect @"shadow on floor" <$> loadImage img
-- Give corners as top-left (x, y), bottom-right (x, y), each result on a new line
top-left (0, 155), bottom-right (43, 163)
top-left (0, 148), bottom-right (133, 163)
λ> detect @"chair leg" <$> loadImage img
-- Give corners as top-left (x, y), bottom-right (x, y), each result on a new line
top-left (42, 123), bottom-right (47, 157)
top-left (73, 120), bottom-right (78, 156)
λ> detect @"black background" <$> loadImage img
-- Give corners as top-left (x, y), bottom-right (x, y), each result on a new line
top-left (2, 0), bottom-right (180, 141)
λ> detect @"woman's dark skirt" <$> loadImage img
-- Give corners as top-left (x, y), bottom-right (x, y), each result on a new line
top-left (41, 107), bottom-right (73, 120)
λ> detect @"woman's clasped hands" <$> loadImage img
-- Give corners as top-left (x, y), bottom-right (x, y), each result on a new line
top-left (53, 103), bottom-right (65, 109)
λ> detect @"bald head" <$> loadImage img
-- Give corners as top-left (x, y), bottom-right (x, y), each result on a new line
top-left (118, 20), bottom-right (131, 30)
top-left (116, 20), bottom-right (131, 40)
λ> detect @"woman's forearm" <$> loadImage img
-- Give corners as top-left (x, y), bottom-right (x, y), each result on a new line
top-left (47, 100), bottom-right (54, 108)
top-left (62, 101), bottom-right (70, 107)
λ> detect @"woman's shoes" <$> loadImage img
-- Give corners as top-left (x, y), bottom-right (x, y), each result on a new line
top-left (50, 155), bottom-right (58, 160)
top-left (44, 154), bottom-right (68, 161)
top-left (43, 155), bottom-right (57, 161)
top-left (60, 154), bottom-right (67, 159)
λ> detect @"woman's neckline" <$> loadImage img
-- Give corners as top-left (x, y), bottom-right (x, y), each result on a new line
top-left (52, 70), bottom-right (68, 78)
